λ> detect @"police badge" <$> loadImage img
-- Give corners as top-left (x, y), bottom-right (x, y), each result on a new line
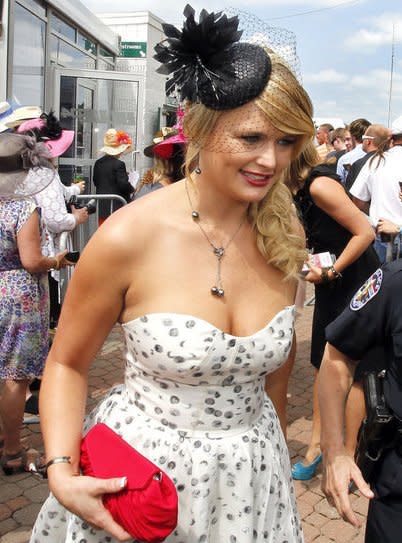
top-left (350, 268), bottom-right (383, 311)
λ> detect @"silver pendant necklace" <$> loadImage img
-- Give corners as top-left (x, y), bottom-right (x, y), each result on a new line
top-left (185, 179), bottom-right (247, 298)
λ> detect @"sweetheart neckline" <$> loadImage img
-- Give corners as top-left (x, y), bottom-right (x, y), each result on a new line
top-left (121, 305), bottom-right (295, 340)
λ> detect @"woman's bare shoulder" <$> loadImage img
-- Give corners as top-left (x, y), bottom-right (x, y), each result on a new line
top-left (90, 183), bottom-right (184, 255)
top-left (309, 174), bottom-right (347, 206)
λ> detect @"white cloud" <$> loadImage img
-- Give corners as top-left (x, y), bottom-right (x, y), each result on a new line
top-left (345, 12), bottom-right (402, 51)
top-left (309, 67), bottom-right (402, 125)
top-left (350, 68), bottom-right (402, 94)
top-left (304, 69), bottom-right (348, 84)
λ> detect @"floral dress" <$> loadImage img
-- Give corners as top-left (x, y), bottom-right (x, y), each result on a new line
top-left (0, 198), bottom-right (49, 379)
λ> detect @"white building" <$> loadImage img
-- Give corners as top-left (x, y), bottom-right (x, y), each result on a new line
top-left (0, 0), bottom-right (170, 187)
top-left (97, 11), bottom-right (178, 173)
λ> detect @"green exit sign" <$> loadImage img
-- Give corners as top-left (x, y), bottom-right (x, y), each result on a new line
top-left (120, 42), bottom-right (147, 58)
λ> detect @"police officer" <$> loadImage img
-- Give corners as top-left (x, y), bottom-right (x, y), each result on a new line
top-left (318, 259), bottom-right (402, 542)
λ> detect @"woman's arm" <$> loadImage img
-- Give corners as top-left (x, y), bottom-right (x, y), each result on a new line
top-left (35, 175), bottom-right (79, 234)
top-left (17, 210), bottom-right (67, 272)
top-left (319, 344), bottom-right (374, 527)
top-left (39, 222), bottom-right (135, 541)
top-left (309, 176), bottom-right (375, 277)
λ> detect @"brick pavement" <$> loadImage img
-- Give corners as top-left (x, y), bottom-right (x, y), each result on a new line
top-left (0, 302), bottom-right (368, 543)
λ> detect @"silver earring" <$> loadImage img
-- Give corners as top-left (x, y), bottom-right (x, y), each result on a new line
top-left (195, 166), bottom-right (201, 174)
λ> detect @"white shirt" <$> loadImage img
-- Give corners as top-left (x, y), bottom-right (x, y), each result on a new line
top-left (349, 145), bottom-right (402, 227)
top-left (336, 144), bottom-right (366, 184)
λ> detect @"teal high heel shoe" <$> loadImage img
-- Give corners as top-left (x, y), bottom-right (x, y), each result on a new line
top-left (292, 453), bottom-right (322, 480)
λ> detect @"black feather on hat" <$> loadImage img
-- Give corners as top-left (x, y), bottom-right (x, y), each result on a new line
top-left (36, 111), bottom-right (63, 141)
top-left (154, 4), bottom-right (271, 110)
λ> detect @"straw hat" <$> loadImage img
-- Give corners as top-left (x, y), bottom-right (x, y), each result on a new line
top-left (99, 129), bottom-right (133, 156)
top-left (0, 133), bottom-right (54, 198)
top-left (3, 106), bottom-right (42, 128)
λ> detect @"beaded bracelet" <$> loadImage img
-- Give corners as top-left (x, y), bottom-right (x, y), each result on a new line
top-left (329, 265), bottom-right (342, 279)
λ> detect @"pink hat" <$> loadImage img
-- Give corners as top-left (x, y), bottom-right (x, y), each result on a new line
top-left (153, 131), bottom-right (187, 160)
top-left (17, 114), bottom-right (74, 158)
top-left (153, 106), bottom-right (187, 159)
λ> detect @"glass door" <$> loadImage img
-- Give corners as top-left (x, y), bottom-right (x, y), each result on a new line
top-left (52, 67), bottom-right (145, 192)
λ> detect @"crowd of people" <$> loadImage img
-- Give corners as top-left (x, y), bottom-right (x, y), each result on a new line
top-left (1, 4), bottom-right (402, 543)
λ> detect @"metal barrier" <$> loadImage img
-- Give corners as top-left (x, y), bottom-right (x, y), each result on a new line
top-left (58, 194), bottom-right (127, 301)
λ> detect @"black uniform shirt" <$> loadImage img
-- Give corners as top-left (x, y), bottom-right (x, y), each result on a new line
top-left (326, 260), bottom-right (402, 419)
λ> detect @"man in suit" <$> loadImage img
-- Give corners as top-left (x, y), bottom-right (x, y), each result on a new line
top-left (93, 129), bottom-right (134, 224)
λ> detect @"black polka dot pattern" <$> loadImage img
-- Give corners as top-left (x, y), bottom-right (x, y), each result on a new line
top-left (30, 307), bottom-right (303, 542)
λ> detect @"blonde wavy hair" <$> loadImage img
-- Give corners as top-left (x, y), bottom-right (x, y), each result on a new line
top-left (183, 49), bottom-right (315, 278)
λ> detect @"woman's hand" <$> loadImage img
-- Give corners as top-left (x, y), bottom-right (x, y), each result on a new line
top-left (76, 180), bottom-right (86, 194)
top-left (304, 263), bottom-right (327, 284)
top-left (322, 451), bottom-right (374, 527)
top-left (50, 471), bottom-right (132, 541)
top-left (54, 250), bottom-right (70, 270)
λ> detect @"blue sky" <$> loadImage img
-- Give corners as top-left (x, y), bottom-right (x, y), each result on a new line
top-left (81, 0), bottom-right (402, 126)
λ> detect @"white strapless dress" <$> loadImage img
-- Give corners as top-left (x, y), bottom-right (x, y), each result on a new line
top-left (30, 307), bottom-right (304, 543)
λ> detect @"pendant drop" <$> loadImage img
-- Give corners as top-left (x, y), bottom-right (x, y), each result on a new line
top-left (192, 211), bottom-right (200, 220)
top-left (211, 286), bottom-right (224, 297)
top-left (213, 247), bottom-right (225, 258)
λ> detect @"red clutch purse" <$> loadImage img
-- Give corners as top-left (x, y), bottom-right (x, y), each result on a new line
top-left (80, 423), bottom-right (178, 542)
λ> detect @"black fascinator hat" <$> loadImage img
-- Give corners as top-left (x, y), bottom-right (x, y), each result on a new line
top-left (154, 4), bottom-right (272, 110)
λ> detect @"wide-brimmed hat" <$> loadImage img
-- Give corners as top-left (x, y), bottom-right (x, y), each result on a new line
top-left (3, 106), bottom-right (42, 129)
top-left (99, 129), bottom-right (133, 155)
top-left (0, 133), bottom-right (54, 198)
top-left (154, 132), bottom-right (187, 160)
top-left (144, 127), bottom-right (187, 160)
top-left (391, 115), bottom-right (402, 136)
top-left (17, 113), bottom-right (74, 158)
top-left (0, 102), bottom-right (12, 133)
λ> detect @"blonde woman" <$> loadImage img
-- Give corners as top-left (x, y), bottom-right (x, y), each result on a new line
top-left (135, 147), bottom-right (185, 198)
top-left (31, 6), bottom-right (315, 543)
